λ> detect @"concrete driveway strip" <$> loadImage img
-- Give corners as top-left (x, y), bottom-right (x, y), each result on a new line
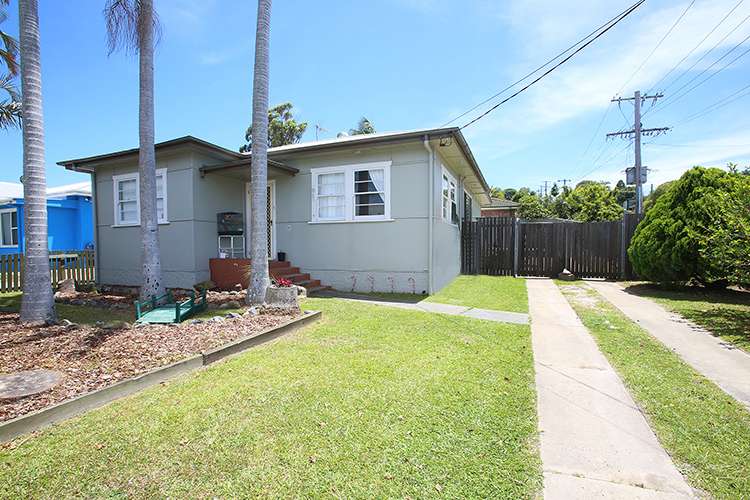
top-left (527, 279), bottom-right (694, 499)
top-left (589, 281), bottom-right (750, 409)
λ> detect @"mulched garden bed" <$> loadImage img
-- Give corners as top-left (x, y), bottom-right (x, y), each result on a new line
top-left (0, 308), bottom-right (297, 423)
top-left (54, 289), bottom-right (249, 310)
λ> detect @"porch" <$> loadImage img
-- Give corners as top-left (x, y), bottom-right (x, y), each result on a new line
top-left (208, 258), bottom-right (327, 293)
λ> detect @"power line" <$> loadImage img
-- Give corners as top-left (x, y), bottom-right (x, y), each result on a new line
top-left (440, 0), bottom-right (646, 128)
top-left (574, 140), bottom-right (633, 183)
top-left (459, 0), bottom-right (645, 130)
top-left (673, 81), bottom-right (750, 125)
top-left (646, 0), bottom-right (745, 95)
top-left (650, 34), bottom-right (750, 115)
top-left (644, 11), bottom-right (750, 117)
top-left (617, 0), bottom-right (696, 95)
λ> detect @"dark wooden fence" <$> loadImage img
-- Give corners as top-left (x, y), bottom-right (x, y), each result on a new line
top-left (461, 215), bottom-right (643, 279)
top-left (0, 250), bottom-right (95, 293)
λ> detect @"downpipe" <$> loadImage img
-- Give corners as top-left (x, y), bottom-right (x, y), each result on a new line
top-left (423, 136), bottom-right (434, 294)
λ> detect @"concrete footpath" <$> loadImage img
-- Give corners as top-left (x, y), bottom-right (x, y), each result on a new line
top-left (316, 292), bottom-right (529, 324)
top-left (528, 279), bottom-right (694, 499)
top-left (589, 281), bottom-right (750, 409)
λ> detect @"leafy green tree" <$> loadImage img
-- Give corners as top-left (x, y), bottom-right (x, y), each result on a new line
top-left (489, 186), bottom-right (504, 199)
top-left (704, 176), bottom-right (750, 287)
top-left (566, 183), bottom-right (623, 222)
top-left (512, 187), bottom-right (532, 202)
top-left (503, 188), bottom-right (517, 200)
top-left (349, 116), bottom-right (375, 135)
top-left (517, 194), bottom-right (552, 219)
top-left (613, 179), bottom-right (635, 210)
top-left (629, 167), bottom-right (745, 287)
top-left (240, 101), bottom-right (307, 152)
top-left (550, 183), bottom-right (559, 198)
top-left (643, 180), bottom-right (675, 212)
top-left (0, 0), bottom-right (20, 129)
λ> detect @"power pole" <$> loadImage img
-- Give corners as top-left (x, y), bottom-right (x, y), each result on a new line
top-left (607, 91), bottom-right (669, 215)
top-left (542, 180), bottom-right (551, 197)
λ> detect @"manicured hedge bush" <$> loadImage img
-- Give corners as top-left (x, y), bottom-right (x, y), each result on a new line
top-left (629, 167), bottom-right (748, 286)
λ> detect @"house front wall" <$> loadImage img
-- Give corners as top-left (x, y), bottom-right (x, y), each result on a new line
top-left (273, 142), bottom-right (431, 294)
top-left (93, 151), bottom-right (199, 289)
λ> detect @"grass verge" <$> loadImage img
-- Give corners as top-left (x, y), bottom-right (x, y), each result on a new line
top-left (426, 276), bottom-right (528, 313)
top-left (1, 297), bottom-right (541, 498)
top-left (624, 283), bottom-right (750, 352)
top-left (0, 292), bottom-right (132, 325)
top-left (560, 282), bottom-right (750, 498)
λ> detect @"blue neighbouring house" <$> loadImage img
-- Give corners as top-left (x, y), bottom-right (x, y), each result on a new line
top-left (0, 181), bottom-right (93, 255)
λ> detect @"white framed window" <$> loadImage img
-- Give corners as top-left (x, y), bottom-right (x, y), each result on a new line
top-left (112, 168), bottom-right (167, 226)
top-left (442, 166), bottom-right (458, 224)
top-left (311, 162), bottom-right (391, 222)
top-left (0, 209), bottom-right (18, 247)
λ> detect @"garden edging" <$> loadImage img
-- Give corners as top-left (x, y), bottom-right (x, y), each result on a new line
top-left (0, 310), bottom-right (322, 444)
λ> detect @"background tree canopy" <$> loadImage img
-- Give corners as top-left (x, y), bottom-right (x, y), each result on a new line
top-left (349, 117), bottom-right (375, 135)
top-left (629, 167), bottom-right (750, 287)
top-left (240, 102), bottom-right (307, 152)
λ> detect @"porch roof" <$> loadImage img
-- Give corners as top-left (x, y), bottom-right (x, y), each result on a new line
top-left (200, 158), bottom-right (298, 178)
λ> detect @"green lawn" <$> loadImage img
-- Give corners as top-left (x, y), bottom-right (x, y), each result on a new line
top-left (560, 282), bottom-right (750, 498)
top-left (1, 297), bottom-right (541, 498)
top-left (0, 292), bottom-right (132, 324)
top-left (426, 276), bottom-right (528, 313)
top-left (624, 283), bottom-right (750, 352)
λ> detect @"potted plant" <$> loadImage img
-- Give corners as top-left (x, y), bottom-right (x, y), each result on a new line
top-left (264, 277), bottom-right (299, 311)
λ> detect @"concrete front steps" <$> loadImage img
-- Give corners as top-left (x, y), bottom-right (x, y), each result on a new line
top-left (270, 260), bottom-right (330, 295)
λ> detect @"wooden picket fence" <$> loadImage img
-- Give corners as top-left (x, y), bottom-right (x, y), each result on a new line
top-left (461, 214), bottom-right (643, 279)
top-left (0, 250), bottom-right (95, 293)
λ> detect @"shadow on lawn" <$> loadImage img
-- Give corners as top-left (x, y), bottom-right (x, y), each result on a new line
top-left (311, 290), bottom-right (425, 304)
top-left (623, 283), bottom-right (750, 349)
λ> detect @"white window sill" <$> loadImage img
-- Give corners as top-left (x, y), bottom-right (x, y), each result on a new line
top-left (112, 221), bottom-right (170, 228)
top-left (0, 245), bottom-right (18, 249)
top-left (308, 218), bottom-right (395, 225)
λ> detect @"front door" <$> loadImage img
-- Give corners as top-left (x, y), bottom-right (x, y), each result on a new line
top-left (245, 180), bottom-right (276, 259)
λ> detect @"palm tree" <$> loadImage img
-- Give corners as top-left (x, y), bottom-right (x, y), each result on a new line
top-left (104, 0), bottom-right (164, 301)
top-left (247, 0), bottom-right (272, 305)
top-left (18, 0), bottom-right (55, 323)
top-left (1, 0), bottom-right (21, 130)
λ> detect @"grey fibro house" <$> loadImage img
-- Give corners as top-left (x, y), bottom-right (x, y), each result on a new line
top-left (59, 127), bottom-right (491, 294)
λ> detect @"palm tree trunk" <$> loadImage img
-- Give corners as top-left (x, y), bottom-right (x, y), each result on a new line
top-left (18, 0), bottom-right (54, 324)
top-left (137, 0), bottom-right (163, 301)
top-left (247, 0), bottom-right (272, 305)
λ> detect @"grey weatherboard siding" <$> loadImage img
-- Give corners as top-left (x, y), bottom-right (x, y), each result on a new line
top-left (87, 137), bottom-right (486, 294)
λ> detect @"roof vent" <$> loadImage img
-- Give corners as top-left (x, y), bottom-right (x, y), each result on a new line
top-left (336, 131), bottom-right (349, 138)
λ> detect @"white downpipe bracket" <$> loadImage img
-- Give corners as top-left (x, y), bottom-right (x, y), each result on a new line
top-left (423, 136), bottom-right (434, 294)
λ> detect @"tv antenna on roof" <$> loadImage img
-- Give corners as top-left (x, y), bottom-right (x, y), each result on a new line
top-left (315, 124), bottom-right (328, 140)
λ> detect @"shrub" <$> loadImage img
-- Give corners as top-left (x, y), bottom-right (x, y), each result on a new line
top-left (566, 182), bottom-right (623, 222)
top-left (628, 167), bottom-right (748, 286)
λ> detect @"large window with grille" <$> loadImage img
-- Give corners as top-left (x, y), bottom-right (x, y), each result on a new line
top-left (311, 162), bottom-right (391, 222)
top-left (0, 209), bottom-right (18, 247)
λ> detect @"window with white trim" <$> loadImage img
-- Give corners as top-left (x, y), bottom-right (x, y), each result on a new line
top-left (311, 162), bottom-right (391, 222)
top-left (0, 209), bottom-right (18, 247)
top-left (113, 169), bottom-right (167, 226)
top-left (442, 167), bottom-right (458, 224)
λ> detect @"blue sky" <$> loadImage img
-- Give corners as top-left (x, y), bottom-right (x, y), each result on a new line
top-left (1, 0), bottom-right (749, 191)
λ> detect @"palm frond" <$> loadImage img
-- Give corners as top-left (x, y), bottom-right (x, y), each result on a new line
top-left (103, 0), bottom-right (162, 55)
top-left (0, 73), bottom-right (20, 130)
top-left (0, 30), bottom-right (19, 76)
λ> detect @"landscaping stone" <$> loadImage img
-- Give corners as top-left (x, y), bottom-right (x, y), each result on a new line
top-left (265, 285), bottom-right (300, 312)
top-left (190, 318), bottom-right (204, 325)
top-left (219, 300), bottom-right (242, 310)
top-left (210, 316), bottom-right (225, 323)
top-left (245, 307), bottom-right (259, 316)
top-left (102, 320), bottom-right (131, 330)
top-left (225, 312), bottom-right (242, 319)
top-left (295, 285), bottom-right (307, 298)
top-left (557, 268), bottom-right (576, 281)
top-left (0, 370), bottom-right (63, 401)
top-left (56, 278), bottom-right (76, 296)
